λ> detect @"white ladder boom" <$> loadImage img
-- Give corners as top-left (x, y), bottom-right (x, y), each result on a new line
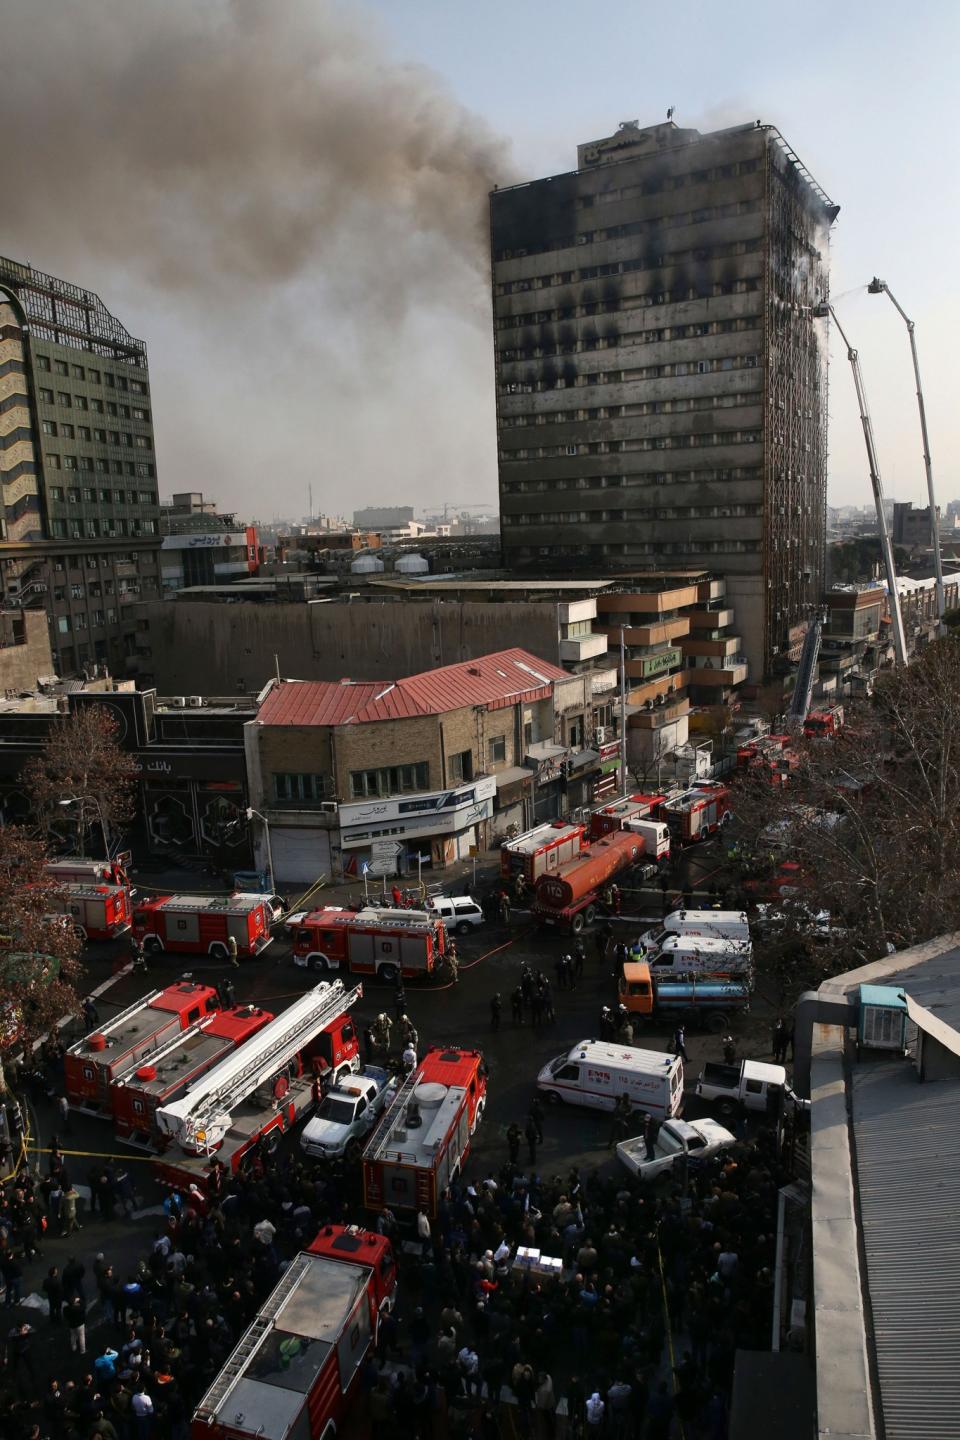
top-left (155, 981), bottom-right (361, 1145)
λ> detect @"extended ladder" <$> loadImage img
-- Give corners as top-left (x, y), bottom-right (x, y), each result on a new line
top-left (157, 981), bottom-right (362, 1148)
top-left (364, 1064), bottom-right (421, 1163)
top-left (194, 1253), bottom-right (313, 1422)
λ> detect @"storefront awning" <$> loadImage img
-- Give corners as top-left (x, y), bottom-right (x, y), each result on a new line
top-left (494, 766), bottom-right (534, 789)
top-left (567, 748), bottom-right (600, 773)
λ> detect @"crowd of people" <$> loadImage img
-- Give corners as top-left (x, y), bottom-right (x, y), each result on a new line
top-left (0, 1062), bottom-right (791, 1440)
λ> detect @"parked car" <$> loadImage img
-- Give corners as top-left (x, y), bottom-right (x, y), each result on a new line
top-left (300, 1066), bottom-right (395, 1161)
top-left (427, 895), bottom-right (485, 934)
top-left (616, 1116), bottom-right (734, 1180)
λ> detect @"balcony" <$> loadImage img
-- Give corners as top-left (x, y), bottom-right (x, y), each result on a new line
top-left (598, 618), bottom-right (690, 647)
top-left (589, 666), bottom-right (619, 695)
top-left (557, 598), bottom-right (598, 625)
top-left (688, 662), bottom-right (749, 686)
top-left (689, 607), bottom-right (735, 629)
top-left (629, 697), bottom-right (691, 729)
top-left (599, 586), bottom-right (700, 615)
top-left (559, 631), bottom-right (608, 662)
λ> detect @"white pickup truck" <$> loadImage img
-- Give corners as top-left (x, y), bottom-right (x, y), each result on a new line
top-left (300, 1066), bottom-right (395, 1161)
top-left (695, 1059), bottom-right (807, 1118)
top-left (616, 1117), bottom-right (735, 1180)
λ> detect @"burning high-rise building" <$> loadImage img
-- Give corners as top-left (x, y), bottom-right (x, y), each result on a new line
top-left (491, 119), bottom-right (838, 678)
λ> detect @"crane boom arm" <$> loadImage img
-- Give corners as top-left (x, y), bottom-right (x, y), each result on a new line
top-left (155, 981), bottom-right (362, 1147)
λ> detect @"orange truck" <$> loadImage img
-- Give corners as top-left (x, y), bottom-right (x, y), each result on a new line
top-left (533, 830), bottom-right (642, 933)
top-left (619, 960), bottom-right (751, 1032)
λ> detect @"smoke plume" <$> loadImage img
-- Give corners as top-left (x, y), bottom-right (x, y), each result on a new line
top-left (0, 0), bottom-right (512, 517)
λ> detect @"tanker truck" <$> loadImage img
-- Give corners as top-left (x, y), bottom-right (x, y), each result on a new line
top-left (533, 831), bottom-right (643, 933)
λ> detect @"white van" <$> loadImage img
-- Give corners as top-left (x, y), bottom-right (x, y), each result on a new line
top-left (647, 933), bottom-right (752, 977)
top-left (427, 895), bottom-right (485, 934)
top-left (636, 909), bottom-right (749, 954)
top-left (537, 1040), bottom-right (683, 1120)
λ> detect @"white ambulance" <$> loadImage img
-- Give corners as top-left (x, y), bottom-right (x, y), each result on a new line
top-left (636, 909), bottom-right (750, 954)
top-left (537, 1040), bottom-right (683, 1120)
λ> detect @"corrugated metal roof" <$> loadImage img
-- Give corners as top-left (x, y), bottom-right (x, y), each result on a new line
top-left (880, 945), bottom-right (960, 1040)
top-left (851, 1062), bottom-right (960, 1440)
top-left (257, 649), bottom-right (573, 727)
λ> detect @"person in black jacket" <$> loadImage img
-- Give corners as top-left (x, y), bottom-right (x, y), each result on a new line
top-left (42, 1265), bottom-right (63, 1324)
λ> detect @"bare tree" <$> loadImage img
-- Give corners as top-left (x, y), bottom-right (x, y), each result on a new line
top-left (21, 705), bottom-right (139, 856)
top-left (731, 638), bottom-right (960, 1000)
top-left (0, 828), bottom-right (85, 1082)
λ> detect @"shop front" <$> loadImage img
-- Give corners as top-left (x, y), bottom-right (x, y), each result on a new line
top-left (338, 776), bottom-right (497, 875)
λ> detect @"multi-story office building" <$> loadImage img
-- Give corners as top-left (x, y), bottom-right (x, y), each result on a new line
top-left (491, 119), bottom-right (838, 678)
top-left (0, 255), bottom-right (162, 675)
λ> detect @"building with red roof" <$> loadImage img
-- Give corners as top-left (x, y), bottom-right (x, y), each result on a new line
top-left (244, 649), bottom-right (608, 883)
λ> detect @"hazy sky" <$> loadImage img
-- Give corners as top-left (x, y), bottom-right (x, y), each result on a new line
top-left (2, 0), bottom-right (956, 520)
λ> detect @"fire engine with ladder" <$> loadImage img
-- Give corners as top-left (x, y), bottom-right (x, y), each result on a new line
top-left (662, 782), bottom-right (733, 845)
top-left (155, 981), bottom-right (362, 1192)
top-left (190, 1224), bottom-right (396, 1440)
top-left (361, 1046), bottom-right (486, 1219)
top-left (110, 1004), bottom-right (275, 1147)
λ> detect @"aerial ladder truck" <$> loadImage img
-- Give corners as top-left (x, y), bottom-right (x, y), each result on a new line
top-left (155, 980), bottom-right (362, 1191)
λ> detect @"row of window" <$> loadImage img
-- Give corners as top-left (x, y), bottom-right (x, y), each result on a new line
top-left (502, 392), bottom-right (761, 429)
top-left (53, 577), bottom-right (142, 601)
top-left (498, 311), bottom-right (760, 345)
top-left (502, 466), bottom-right (763, 495)
top-left (507, 539), bottom-right (762, 556)
top-left (46, 456), bottom-right (156, 478)
top-left (37, 386), bottom-right (150, 422)
top-left (273, 772), bottom-right (329, 803)
top-left (504, 428), bottom-right (763, 463)
top-left (41, 417), bottom-right (151, 443)
top-left (50, 518), bottom-right (157, 539)
top-left (350, 762), bottom-right (430, 799)
top-left (50, 551), bottom-right (149, 571)
top-left (49, 486), bottom-right (155, 506)
top-left (504, 502), bottom-right (762, 525)
top-left (578, 173), bottom-right (760, 209)
top-left (57, 609), bottom-right (124, 634)
top-left (500, 350), bottom-right (764, 396)
top-left (35, 354), bottom-right (148, 395)
top-left (567, 200), bottom-right (761, 249)
top-left (495, 246), bottom-right (763, 296)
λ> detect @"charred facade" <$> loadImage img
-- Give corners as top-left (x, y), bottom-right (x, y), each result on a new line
top-left (491, 120), bottom-right (837, 678)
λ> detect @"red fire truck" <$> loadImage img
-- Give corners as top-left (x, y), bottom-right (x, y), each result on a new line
top-left (52, 883), bottom-right (132, 941)
top-left (500, 820), bottom-right (586, 884)
top-left (155, 981), bottom-right (362, 1192)
top-left (662, 782), bottom-right (733, 845)
top-left (65, 981), bottom-right (220, 1113)
top-left (191, 1224), bottom-right (396, 1440)
top-left (292, 906), bottom-right (445, 983)
top-left (589, 793), bottom-right (667, 841)
top-left (46, 854), bottom-right (131, 888)
top-left (804, 704), bottom-right (845, 739)
top-left (362, 1046), bottom-right (486, 1219)
top-left (133, 893), bottom-right (273, 961)
top-left (111, 1003), bottom-right (275, 1145)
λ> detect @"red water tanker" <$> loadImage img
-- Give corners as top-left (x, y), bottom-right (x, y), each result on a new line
top-left (533, 831), bottom-right (642, 932)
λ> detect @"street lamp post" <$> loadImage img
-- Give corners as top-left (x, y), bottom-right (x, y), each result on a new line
top-left (58, 795), bottom-right (109, 860)
top-left (245, 807), bottom-right (276, 895)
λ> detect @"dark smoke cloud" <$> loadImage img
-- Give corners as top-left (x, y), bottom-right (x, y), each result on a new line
top-left (0, 0), bottom-right (512, 517)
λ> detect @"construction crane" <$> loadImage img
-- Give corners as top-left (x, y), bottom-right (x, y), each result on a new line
top-left (868, 278), bottom-right (946, 627)
top-left (154, 980), bottom-right (362, 1153)
top-left (813, 303), bottom-right (908, 667)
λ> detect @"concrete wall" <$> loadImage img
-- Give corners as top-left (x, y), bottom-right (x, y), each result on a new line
top-left (137, 599), bottom-right (563, 695)
top-left (0, 610), bottom-right (53, 690)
